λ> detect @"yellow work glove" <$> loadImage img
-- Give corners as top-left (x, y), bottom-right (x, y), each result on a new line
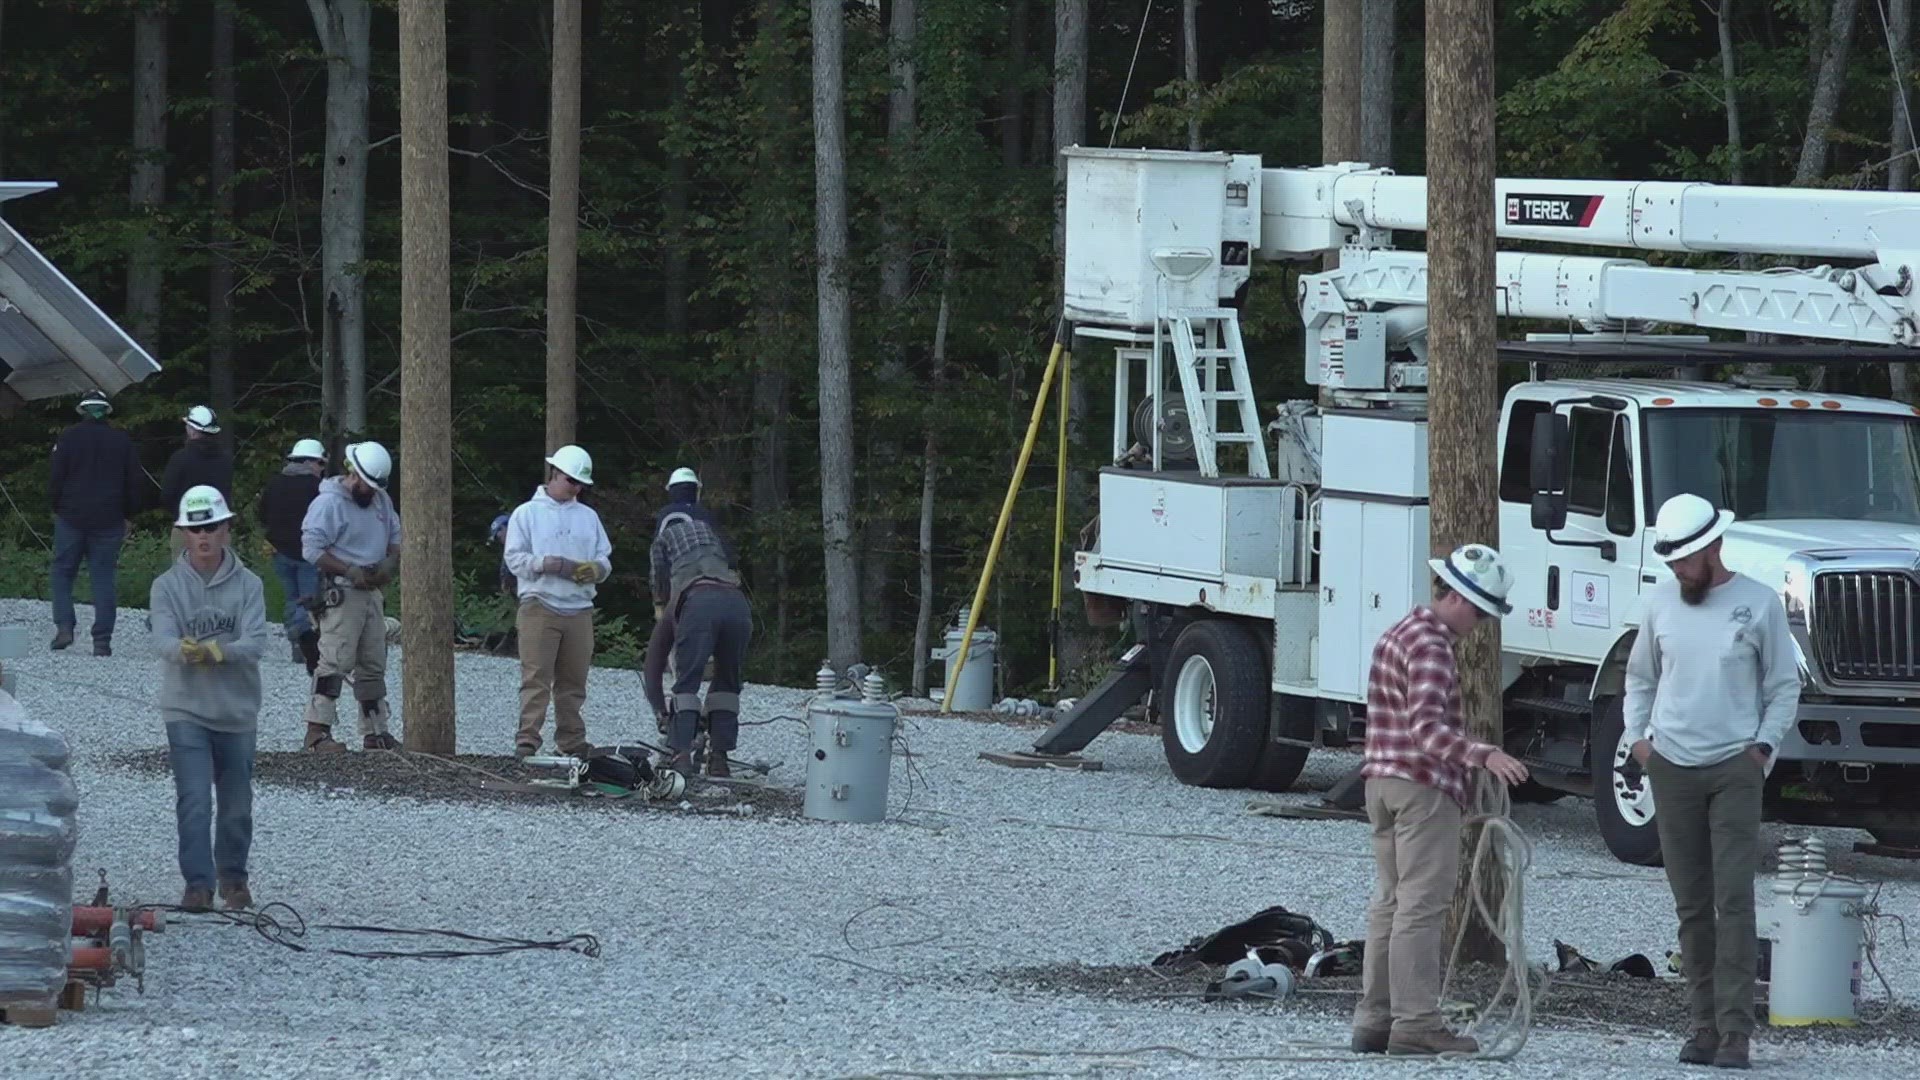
top-left (652, 604), bottom-right (664, 622)
top-left (259, 539), bottom-right (275, 561)
top-left (571, 562), bottom-right (598, 584)
top-left (179, 638), bottom-right (205, 664)
top-left (202, 640), bottom-right (225, 664)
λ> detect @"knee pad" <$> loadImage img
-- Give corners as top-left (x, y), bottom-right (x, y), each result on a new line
top-left (315, 674), bottom-right (343, 699)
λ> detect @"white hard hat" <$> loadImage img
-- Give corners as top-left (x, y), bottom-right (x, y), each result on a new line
top-left (545, 444), bottom-right (594, 485)
top-left (345, 441), bottom-right (393, 489)
top-left (1428, 543), bottom-right (1514, 618)
top-left (174, 485), bottom-right (235, 529)
top-left (77, 390), bottom-right (112, 416)
top-left (184, 405), bottom-right (221, 434)
top-left (288, 438), bottom-right (327, 462)
top-left (1651, 493), bottom-right (1734, 562)
top-left (667, 466), bottom-right (700, 489)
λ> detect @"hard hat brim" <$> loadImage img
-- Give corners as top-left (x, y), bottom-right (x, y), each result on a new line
top-left (1653, 509), bottom-right (1735, 563)
top-left (1428, 557), bottom-right (1513, 618)
top-left (545, 456), bottom-right (593, 485)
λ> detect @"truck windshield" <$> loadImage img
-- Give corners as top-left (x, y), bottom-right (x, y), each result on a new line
top-left (1644, 408), bottom-right (1920, 525)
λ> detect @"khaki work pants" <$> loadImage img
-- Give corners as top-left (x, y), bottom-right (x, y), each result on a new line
top-left (1354, 777), bottom-right (1463, 1037)
top-left (303, 586), bottom-right (392, 737)
top-left (516, 601), bottom-right (594, 756)
top-left (1647, 749), bottom-right (1763, 1036)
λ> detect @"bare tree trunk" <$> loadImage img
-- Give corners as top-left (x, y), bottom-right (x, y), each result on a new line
top-left (1323, 0), bottom-right (1363, 164)
top-left (880, 0), bottom-right (916, 304)
top-left (1429, 0), bottom-right (1504, 962)
top-left (1002, 0), bottom-right (1027, 168)
top-left (546, 0), bottom-right (581, 451)
top-left (466, 0), bottom-right (497, 206)
top-left (751, 2), bottom-right (795, 670)
top-left (1892, 0), bottom-right (1915, 401)
top-left (1796, 0), bottom-right (1862, 185)
top-left (1183, 0), bottom-right (1201, 150)
top-left (814, 0), bottom-right (862, 669)
top-left (399, 0), bottom-right (455, 754)
top-left (128, 3), bottom-right (168, 352)
top-left (209, 1), bottom-right (237, 416)
top-left (308, 0), bottom-right (372, 437)
top-left (1717, 0), bottom-right (1746, 184)
top-left (912, 239), bottom-right (956, 698)
top-left (1360, 0), bottom-right (1394, 167)
top-left (1051, 0), bottom-right (1086, 270)
top-left (664, 5), bottom-right (692, 342)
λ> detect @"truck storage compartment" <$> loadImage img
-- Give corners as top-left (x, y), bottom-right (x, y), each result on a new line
top-left (1095, 469), bottom-right (1287, 581)
top-left (1320, 409), bottom-right (1428, 499)
top-left (1316, 497), bottom-right (1430, 700)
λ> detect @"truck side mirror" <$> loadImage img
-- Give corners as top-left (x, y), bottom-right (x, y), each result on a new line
top-left (1528, 411), bottom-right (1569, 493)
top-left (1531, 491), bottom-right (1569, 532)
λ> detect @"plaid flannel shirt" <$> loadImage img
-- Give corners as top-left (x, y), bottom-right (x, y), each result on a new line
top-left (1360, 606), bottom-right (1495, 808)
top-left (649, 513), bottom-right (736, 607)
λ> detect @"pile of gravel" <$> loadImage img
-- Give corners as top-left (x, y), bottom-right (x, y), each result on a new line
top-left (2, 597), bottom-right (1918, 1078)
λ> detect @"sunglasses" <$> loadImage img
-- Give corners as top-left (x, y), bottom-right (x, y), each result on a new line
top-left (183, 522), bottom-right (223, 535)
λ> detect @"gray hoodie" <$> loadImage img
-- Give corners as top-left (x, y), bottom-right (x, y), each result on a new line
top-left (300, 475), bottom-right (402, 568)
top-left (149, 548), bottom-right (271, 733)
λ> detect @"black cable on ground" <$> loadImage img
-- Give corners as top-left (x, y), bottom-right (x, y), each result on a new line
top-left (138, 901), bottom-right (601, 961)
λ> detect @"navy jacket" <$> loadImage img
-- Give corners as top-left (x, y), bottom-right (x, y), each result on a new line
top-left (49, 419), bottom-right (146, 530)
top-left (160, 439), bottom-right (234, 521)
top-left (258, 468), bottom-right (322, 559)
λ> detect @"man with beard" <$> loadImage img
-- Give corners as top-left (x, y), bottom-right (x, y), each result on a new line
top-left (299, 441), bottom-right (403, 752)
top-left (1624, 493), bottom-right (1798, 1070)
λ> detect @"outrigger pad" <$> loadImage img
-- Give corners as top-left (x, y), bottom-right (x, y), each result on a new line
top-left (978, 750), bottom-right (1104, 771)
top-left (1324, 764), bottom-right (1367, 811)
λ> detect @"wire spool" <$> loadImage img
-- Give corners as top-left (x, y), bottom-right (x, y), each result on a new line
top-left (1131, 396), bottom-right (1199, 469)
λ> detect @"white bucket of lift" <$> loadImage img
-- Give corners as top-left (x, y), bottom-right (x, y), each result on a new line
top-left (803, 668), bottom-right (899, 825)
top-left (932, 611), bottom-right (997, 713)
top-left (1766, 837), bottom-right (1870, 1027)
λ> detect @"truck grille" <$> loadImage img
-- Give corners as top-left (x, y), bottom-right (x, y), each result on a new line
top-left (1814, 570), bottom-right (1920, 683)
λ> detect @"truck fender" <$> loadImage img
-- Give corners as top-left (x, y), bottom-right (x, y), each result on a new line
top-left (1588, 630), bottom-right (1638, 702)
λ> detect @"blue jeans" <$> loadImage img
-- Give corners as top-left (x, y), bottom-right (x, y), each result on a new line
top-left (165, 721), bottom-right (256, 891)
top-left (271, 553), bottom-right (321, 639)
top-left (50, 519), bottom-right (125, 642)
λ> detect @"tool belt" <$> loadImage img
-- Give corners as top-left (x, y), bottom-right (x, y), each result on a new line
top-left (300, 577), bottom-right (351, 616)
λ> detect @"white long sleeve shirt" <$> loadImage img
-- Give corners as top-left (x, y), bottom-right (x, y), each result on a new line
top-left (503, 486), bottom-right (613, 614)
top-left (1622, 573), bottom-right (1801, 768)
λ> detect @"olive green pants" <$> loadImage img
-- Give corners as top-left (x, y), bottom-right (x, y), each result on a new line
top-left (1646, 749), bottom-right (1763, 1036)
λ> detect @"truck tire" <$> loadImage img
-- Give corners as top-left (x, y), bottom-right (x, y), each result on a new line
top-left (1590, 694), bottom-right (1663, 866)
top-left (1246, 694), bottom-right (1314, 792)
top-left (1160, 620), bottom-right (1268, 788)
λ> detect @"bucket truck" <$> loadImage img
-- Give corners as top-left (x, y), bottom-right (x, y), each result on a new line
top-left (1041, 147), bottom-right (1920, 866)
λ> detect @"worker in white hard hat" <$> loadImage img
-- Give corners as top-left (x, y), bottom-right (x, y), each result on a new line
top-left (502, 444), bottom-right (612, 759)
top-left (160, 405), bottom-right (234, 527)
top-left (1623, 494), bottom-right (1797, 1070)
top-left (297, 440), bottom-right (403, 752)
top-left (259, 438), bottom-right (329, 674)
top-left (151, 485), bottom-right (270, 912)
top-left (650, 464), bottom-right (736, 611)
top-left (48, 389), bottom-right (147, 655)
top-left (1351, 543), bottom-right (1530, 1059)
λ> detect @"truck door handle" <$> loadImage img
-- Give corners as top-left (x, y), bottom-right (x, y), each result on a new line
top-left (1547, 566), bottom-right (1561, 610)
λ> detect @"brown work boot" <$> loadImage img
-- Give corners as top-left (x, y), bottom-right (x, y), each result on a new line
top-left (180, 886), bottom-right (214, 912)
top-left (661, 751), bottom-right (695, 777)
top-left (707, 751), bottom-right (732, 778)
top-left (514, 742), bottom-right (538, 760)
top-left (364, 732), bottom-right (400, 750)
top-left (219, 881), bottom-right (253, 911)
top-left (1386, 1028), bottom-right (1479, 1057)
top-left (1679, 1028), bottom-right (1719, 1065)
top-left (1712, 1032), bottom-right (1750, 1069)
top-left (305, 724), bottom-right (347, 753)
top-left (1350, 1029), bottom-right (1389, 1054)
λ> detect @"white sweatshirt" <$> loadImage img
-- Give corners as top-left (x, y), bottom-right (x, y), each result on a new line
top-left (1622, 573), bottom-right (1800, 768)
top-left (503, 486), bottom-right (613, 614)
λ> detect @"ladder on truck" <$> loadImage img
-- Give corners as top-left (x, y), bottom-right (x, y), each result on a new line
top-left (1162, 307), bottom-right (1269, 477)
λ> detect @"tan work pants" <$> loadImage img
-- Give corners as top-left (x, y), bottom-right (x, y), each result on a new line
top-left (516, 600), bottom-right (594, 755)
top-left (1353, 776), bottom-right (1463, 1037)
top-left (303, 586), bottom-right (391, 736)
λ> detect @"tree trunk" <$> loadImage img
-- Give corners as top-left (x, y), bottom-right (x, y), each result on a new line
top-left (912, 239), bottom-right (956, 698)
top-left (127, 3), bottom-right (168, 353)
top-left (1183, 0), bottom-right (1201, 150)
top-left (1002, 0), bottom-right (1026, 168)
top-left (1360, 0), bottom-right (1394, 167)
top-left (664, 3), bottom-right (692, 342)
top-left (1796, 0), bottom-right (1861, 185)
top-left (0, 0), bottom-right (8, 174)
top-left (880, 0), bottom-right (916, 304)
top-left (750, 1), bottom-right (795, 670)
top-left (1428, 0), bottom-right (1504, 963)
top-left (546, 0), bottom-right (581, 451)
top-left (1712, 0), bottom-right (1745, 184)
top-left (1892, 0), bottom-right (1914, 401)
top-left (308, 0), bottom-right (372, 437)
top-left (209, 1), bottom-right (237, 416)
top-left (398, 0), bottom-right (455, 754)
top-left (1051, 0), bottom-right (1086, 270)
top-left (466, 0), bottom-right (497, 206)
top-left (814, 0), bottom-right (863, 669)
top-left (1323, 0), bottom-right (1363, 164)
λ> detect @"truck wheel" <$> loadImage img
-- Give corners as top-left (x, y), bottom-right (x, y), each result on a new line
top-left (1246, 694), bottom-right (1314, 792)
top-left (1160, 620), bottom-right (1268, 788)
top-left (1590, 695), bottom-right (1663, 866)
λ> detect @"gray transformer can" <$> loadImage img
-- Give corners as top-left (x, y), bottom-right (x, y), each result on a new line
top-left (803, 669), bottom-right (899, 824)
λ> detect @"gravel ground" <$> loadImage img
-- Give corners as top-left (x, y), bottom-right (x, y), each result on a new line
top-left (3, 596), bottom-right (1919, 1079)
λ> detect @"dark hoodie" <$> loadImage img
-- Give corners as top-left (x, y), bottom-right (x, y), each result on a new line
top-left (160, 438), bottom-right (234, 520)
top-left (259, 464), bottom-right (322, 559)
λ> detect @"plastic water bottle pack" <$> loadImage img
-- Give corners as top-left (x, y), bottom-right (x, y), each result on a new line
top-left (0, 690), bottom-right (76, 1006)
